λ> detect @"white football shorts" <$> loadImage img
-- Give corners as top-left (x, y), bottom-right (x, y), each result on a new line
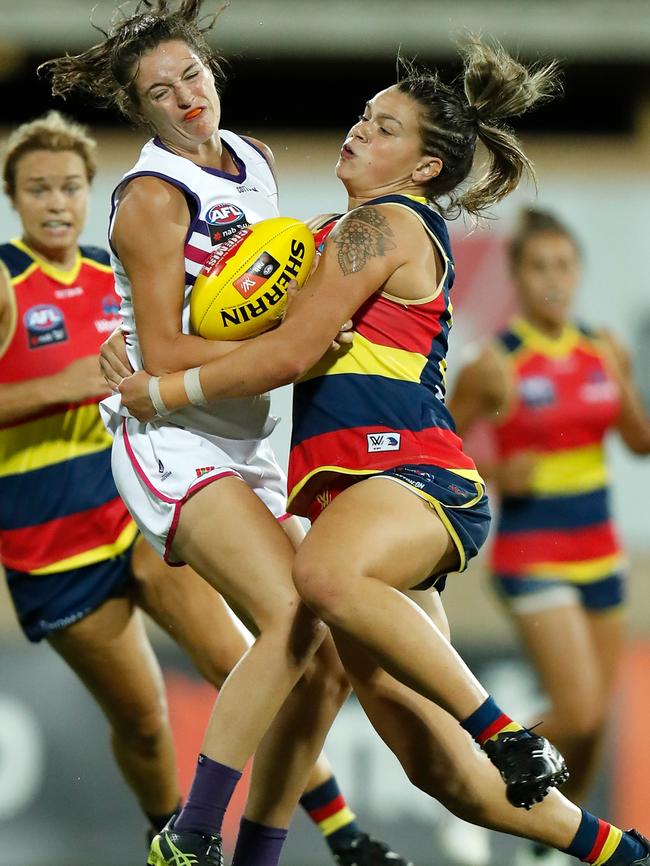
top-left (111, 416), bottom-right (289, 564)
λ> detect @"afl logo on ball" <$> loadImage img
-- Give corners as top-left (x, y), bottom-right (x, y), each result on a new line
top-left (205, 203), bottom-right (248, 245)
top-left (24, 304), bottom-right (68, 349)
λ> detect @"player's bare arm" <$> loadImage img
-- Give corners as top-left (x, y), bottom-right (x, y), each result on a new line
top-left (119, 204), bottom-right (410, 415)
top-left (112, 176), bottom-right (244, 375)
top-left (448, 341), bottom-right (511, 436)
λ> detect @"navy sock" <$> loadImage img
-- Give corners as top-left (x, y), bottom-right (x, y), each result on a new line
top-left (299, 776), bottom-right (360, 851)
top-left (460, 696), bottom-right (526, 748)
top-left (562, 809), bottom-right (646, 864)
top-left (174, 754), bottom-right (242, 836)
top-left (231, 817), bottom-right (288, 866)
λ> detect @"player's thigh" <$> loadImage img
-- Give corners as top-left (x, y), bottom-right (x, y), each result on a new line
top-left (47, 596), bottom-right (168, 732)
top-left (130, 539), bottom-right (251, 687)
top-left (513, 601), bottom-right (605, 724)
top-left (294, 477), bottom-right (458, 593)
top-left (172, 476), bottom-right (309, 635)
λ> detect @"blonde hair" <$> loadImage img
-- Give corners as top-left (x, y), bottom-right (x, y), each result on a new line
top-left (3, 111), bottom-right (97, 197)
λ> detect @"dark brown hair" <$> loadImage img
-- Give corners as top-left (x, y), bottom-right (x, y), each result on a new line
top-left (396, 36), bottom-right (561, 217)
top-left (39, 0), bottom-right (228, 123)
top-left (509, 207), bottom-right (581, 267)
top-left (2, 111), bottom-right (97, 197)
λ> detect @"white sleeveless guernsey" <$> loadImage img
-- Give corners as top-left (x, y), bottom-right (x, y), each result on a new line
top-left (108, 130), bottom-right (279, 440)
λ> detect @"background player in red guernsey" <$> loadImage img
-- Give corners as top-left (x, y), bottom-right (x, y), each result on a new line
top-left (0, 110), bottom-right (190, 836)
top-left (447, 207), bottom-right (650, 866)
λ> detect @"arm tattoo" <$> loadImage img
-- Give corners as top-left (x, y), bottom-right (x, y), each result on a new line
top-left (332, 207), bottom-right (396, 276)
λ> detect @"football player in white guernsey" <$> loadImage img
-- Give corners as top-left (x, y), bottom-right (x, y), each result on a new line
top-left (42, 4), bottom-right (409, 866)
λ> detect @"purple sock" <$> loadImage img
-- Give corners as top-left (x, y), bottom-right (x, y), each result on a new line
top-left (174, 754), bottom-right (242, 836)
top-left (231, 817), bottom-right (289, 866)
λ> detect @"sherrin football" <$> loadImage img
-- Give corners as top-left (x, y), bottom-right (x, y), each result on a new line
top-left (190, 216), bottom-right (316, 340)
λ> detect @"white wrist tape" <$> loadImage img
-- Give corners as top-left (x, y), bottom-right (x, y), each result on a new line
top-left (184, 367), bottom-right (208, 407)
top-left (148, 376), bottom-right (171, 417)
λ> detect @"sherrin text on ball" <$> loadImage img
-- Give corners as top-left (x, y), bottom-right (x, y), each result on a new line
top-left (190, 216), bottom-right (316, 340)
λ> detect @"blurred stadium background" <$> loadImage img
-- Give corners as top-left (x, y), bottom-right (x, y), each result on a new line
top-left (1, 1), bottom-right (649, 864)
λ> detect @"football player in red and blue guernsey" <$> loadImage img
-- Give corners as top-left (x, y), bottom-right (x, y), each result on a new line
top-left (448, 206), bottom-right (650, 866)
top-left (117, 34), bottom-right (650, 866)
top-left (1, 111), bottom-right (407, 866)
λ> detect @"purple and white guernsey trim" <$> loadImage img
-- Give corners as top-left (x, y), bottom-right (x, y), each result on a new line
top-left (106, 130), bottom-right (279, 441)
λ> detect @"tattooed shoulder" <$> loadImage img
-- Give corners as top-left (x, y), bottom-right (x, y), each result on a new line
top-left (331, 206), bottom-right (396, 276)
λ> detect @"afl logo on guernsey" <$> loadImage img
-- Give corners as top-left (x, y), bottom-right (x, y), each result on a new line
top-left (205, 203), bottom-right (249, 245)
top-left (24, 304), bottom-right (68, 349)
top-left (519, 375), bottom-right (556, 409)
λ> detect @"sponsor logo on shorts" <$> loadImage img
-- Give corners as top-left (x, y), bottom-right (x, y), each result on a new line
top-left (205, 203), bottom-right (249, 245)
top-left (366, 432), bottom-right (401, 453)
top-left (195, 466), bottom-right (216, 478)
top-left (157, 459), bottom-right (171, 481)
top-left (24, 304), bottom-right (67, 349)
top-left (316, 489), bottom-right (332, 510)
top-left (233, 252), bottom-right (281, 299)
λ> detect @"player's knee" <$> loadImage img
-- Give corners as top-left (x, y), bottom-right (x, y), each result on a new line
top-left (292, 555), bottom-right (347, 624)
top-left (111, 697), bottom-right (170, 756)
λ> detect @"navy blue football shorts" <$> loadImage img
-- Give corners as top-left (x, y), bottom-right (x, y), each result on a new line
top-left (307, 463), bottom-right (491, 592)
top-left (5, 547), bottom-right (134, 643)
top-left (493, 570), bottom-right (625, 614)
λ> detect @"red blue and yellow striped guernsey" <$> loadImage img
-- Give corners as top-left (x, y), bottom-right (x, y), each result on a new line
top-left (287, 194), bottom-right (482, 516)
top-left (0, 240), bottom-right (137, 575)
top-left (491, 317), bottom-right (623, 584)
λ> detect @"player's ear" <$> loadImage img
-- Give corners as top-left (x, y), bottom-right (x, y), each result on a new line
top-left (412, 157), bottom-right (442, 184)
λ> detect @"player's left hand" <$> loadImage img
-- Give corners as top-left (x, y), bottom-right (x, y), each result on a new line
top-left (118, 370), bottom-right (157, 422)
top-left (331, 318), bottom-right (354, 352)
top-left (100, 327), bottom-right (133, 390)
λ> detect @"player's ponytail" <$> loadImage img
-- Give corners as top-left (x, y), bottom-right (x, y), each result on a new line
top-left (460, 37), bottom-right (560, 216)
top-left (396, 37), bottom-right (561, 218)
top-left (39, 0), bottom-right (228, 123)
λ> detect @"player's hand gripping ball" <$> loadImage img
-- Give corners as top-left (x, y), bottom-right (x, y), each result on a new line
top-left (190, 216), bottom-right (316, 340)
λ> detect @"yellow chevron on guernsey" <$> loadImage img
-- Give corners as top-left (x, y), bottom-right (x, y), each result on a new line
top-left (526, 552), bottom-right (626, 583)
top-left (300, 331), bottom-right (428, 384)
top-left (530, 442), bottom-right (609, 496)
top-left (0, 404), bottom-right (113, 477)
top-left (30, 521), bottom-right (138, 575)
